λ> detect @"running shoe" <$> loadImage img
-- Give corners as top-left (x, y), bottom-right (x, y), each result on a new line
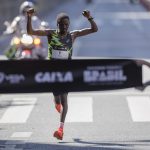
top-left (53, 128), bottom-right (64, 140)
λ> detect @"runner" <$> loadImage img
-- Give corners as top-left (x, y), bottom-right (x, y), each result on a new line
top-left (27, 8), bottom-right (98, 140)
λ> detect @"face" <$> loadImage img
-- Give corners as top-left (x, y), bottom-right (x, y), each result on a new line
top-left (58, 18), bottom-right (70, 34)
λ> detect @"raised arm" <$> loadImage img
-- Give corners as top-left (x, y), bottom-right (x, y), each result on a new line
top-left (71, 10), bottom-right (98, 41)
top-left (27, 8), bottom-right (50, 36)
top-left (9, 16), bottom-right (20, 32)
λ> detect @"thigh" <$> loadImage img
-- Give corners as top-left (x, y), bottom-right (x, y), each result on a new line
top-left (60, 93), bottom-right (68, 105)
top-left (53, 92), bottom-right (68, 96)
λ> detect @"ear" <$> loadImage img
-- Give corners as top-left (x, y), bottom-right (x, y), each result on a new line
top-left (57, 23), bottom-right (59, 28)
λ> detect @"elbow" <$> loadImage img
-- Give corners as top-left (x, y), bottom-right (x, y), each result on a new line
top-left (94, 27), bottom-right (98, 32)
top-left (94, 26), bottom-right (99, 32)
top-left (92, 27), bottom-right (98, 33)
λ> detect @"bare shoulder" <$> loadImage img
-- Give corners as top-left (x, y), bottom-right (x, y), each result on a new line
top-left (45, 29), bottom-right (56, 36)
top-left (70, 30), bottom-right (80, 41)
top-left (70, 30), bottom-right (77, 42)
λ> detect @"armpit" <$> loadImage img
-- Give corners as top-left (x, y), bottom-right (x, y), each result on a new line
top-left (70, 30), bottom-right (79, 43)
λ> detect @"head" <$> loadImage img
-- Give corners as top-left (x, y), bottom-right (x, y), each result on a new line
top-left (56, 13), bottom-right (70, 34)
top-left (19, 1), bottom-right (35, 15)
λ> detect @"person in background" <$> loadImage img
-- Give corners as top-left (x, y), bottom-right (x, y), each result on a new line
top-left (27, 8), bottom-right (98, 140)
top-left (4, 1), bottom-right (47, 59)
top-left (8, 1), bottom-right (41, 35)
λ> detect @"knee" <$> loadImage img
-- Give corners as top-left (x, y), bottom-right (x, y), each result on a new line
top-left (54, 96), bottom-right (60, 104)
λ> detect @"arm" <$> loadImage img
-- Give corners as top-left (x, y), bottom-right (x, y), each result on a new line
top-left (27, 8), bottom-right (51, 36)
top-left (10, 17), bottom-right (20, 32)
top-left (3, 16), bottom-right (20, 34)
top-left (71, 10), bottom-right (98, 40)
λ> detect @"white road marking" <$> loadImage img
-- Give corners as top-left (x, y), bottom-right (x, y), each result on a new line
top-left (0, 97), bottom-right (37, 123)
top-left (11, 132), bottom-right (32, 138)
top-left (66, 97), bottom-right (93, 122)
top-left (127, 96), bottom-right (150, 122)
top-left (143, 65), bottom-right (150, 83)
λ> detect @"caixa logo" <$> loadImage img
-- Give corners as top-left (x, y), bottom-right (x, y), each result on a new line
top-left (35, 71), bottom-right (73, 83)
top-left (0, 72), bottom-right (25, 84)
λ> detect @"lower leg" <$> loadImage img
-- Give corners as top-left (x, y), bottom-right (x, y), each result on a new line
top-left (60, 93), bottom-right (68, 125)
top-left (53, 94), bottom-right (68, 140)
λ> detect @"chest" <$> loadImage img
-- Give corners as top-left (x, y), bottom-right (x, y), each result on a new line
top-left (48, 33), bottom-right (72, 47)
top-left (48, 32), bottom-right (73, 59)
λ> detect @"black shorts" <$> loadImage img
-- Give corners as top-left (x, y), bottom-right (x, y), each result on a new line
top-left (53, 91), bottom-right (68, 96)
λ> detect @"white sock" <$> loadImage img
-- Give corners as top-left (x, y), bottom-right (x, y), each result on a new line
top-left (60, 122), bottom-right (64, 130)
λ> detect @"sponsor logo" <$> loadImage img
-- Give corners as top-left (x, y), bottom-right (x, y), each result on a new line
top-left (84, 69), bottom-right (127, 83)
top-left (35, 71), bottom-right (73, 83)
top-left (0, 72), bottom-right (25, 84)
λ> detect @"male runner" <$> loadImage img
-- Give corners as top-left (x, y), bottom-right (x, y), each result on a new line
top-left (27, 8), bottom-right (98, 140)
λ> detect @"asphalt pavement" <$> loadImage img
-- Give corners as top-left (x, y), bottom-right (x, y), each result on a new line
top-left (1, 90), bottom-right (150, 150)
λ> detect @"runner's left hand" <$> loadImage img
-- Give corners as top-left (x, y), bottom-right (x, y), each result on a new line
top-left (82, 10), bottom-right (91, 19)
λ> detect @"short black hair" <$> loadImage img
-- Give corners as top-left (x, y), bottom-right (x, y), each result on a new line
top-left (56, 12), bottom-right (70, 24)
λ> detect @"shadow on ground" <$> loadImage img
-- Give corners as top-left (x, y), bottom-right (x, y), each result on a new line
top-left (0, 139), bottom-right (150, 150)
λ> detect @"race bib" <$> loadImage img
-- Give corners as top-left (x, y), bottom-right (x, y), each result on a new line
top-left (52, 49), bottom-right (69, 59)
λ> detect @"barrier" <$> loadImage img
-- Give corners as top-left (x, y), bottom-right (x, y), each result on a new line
top-left (0, 59), bottom-right (142, 93)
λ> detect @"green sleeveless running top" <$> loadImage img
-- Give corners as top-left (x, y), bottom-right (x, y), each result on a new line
top-left (48, 30), bottom-right (73, 60)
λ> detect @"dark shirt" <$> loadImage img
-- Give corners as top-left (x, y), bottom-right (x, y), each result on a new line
top-left (47, 30), bottom-right (73, 60)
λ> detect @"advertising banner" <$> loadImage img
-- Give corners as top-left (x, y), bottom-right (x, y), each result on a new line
top-left (0, 59), bottom-right (142, 93)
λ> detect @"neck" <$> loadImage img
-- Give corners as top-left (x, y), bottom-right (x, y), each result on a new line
top-left (57, 29), bottom-right (67, 36)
